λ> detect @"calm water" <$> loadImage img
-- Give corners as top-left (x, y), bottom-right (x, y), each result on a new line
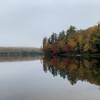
top-left (0, 56), bottom-right (100, 100)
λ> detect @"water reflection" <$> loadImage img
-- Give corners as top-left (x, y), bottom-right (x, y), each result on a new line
top-left (43, 56), bottom-right (100, 86)
top-left (0, 53), bottom-right (100, 87)
top-left (0, 54), bottom-right (100, 100)
top-left (0, 54), bottom-right (43, 62)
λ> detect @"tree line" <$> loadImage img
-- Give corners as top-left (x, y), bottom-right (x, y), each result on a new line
top-left (43, 24), bottom-right (100, 56)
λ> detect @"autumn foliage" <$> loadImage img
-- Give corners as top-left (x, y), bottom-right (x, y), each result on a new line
top-left (43, 24), bottom-right (100, 56)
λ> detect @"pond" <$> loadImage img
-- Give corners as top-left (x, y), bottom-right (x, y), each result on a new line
top-left (0, 56), bottom-right (100, 100)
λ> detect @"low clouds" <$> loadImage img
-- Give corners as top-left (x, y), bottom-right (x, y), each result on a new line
top-left (0, 0), bottom-right (100, 47)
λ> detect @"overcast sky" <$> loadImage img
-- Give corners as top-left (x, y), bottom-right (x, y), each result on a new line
top-left (0, 0), bottom-right (100, 47)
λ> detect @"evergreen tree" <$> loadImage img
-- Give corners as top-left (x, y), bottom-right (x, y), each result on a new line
top-left (51, 33), bottom-right (57, 43)
top-left (58, 30), bottom-right (65, 40)
top-left (43, 37), bottom-right (47, 48)
top-left (67, 25), bottom-right (76, 37)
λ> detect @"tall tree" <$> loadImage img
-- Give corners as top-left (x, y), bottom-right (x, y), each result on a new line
top-left (67, 25), bottom-right (76, 37)
top-left (43, 37), bottom-right (47, 48)
top-left (58, 30), bottom-right (65, 40)
top-left (51, 33), bottom-right (57, 43)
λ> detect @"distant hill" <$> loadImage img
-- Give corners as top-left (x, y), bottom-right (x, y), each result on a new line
top-left (0, 47), bottom-right (43, 57)
top-left (0, 47), bottom-right (42, 52)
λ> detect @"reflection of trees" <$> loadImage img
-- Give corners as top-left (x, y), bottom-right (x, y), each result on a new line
top-left (43, 56), bottom-right (100, 86)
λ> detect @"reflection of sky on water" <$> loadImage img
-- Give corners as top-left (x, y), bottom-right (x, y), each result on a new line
top-left (0, 60), bottom-right (100, 100)
top-left (0, 0), bottom-right (100, 47)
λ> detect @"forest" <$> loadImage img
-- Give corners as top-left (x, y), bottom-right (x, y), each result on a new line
top-left (43, 24), bottom-right (100, 57)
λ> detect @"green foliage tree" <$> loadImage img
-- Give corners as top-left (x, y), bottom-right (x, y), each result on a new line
top-left (48, 37), bottom-right (52, 44)
top-left (51, 33), bottom-right (57, 43)
top-left (67, 25), bottom-right (76, 37)
top-left (58, 30), bottom-right (65, 40)
top-left (93, 35), bottom-right (100, 52)
top-left (43, 37), bottom-right (47, 48)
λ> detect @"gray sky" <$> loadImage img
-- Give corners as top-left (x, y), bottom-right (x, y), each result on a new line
top-left (0, 0), bottom-right (100, 47)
